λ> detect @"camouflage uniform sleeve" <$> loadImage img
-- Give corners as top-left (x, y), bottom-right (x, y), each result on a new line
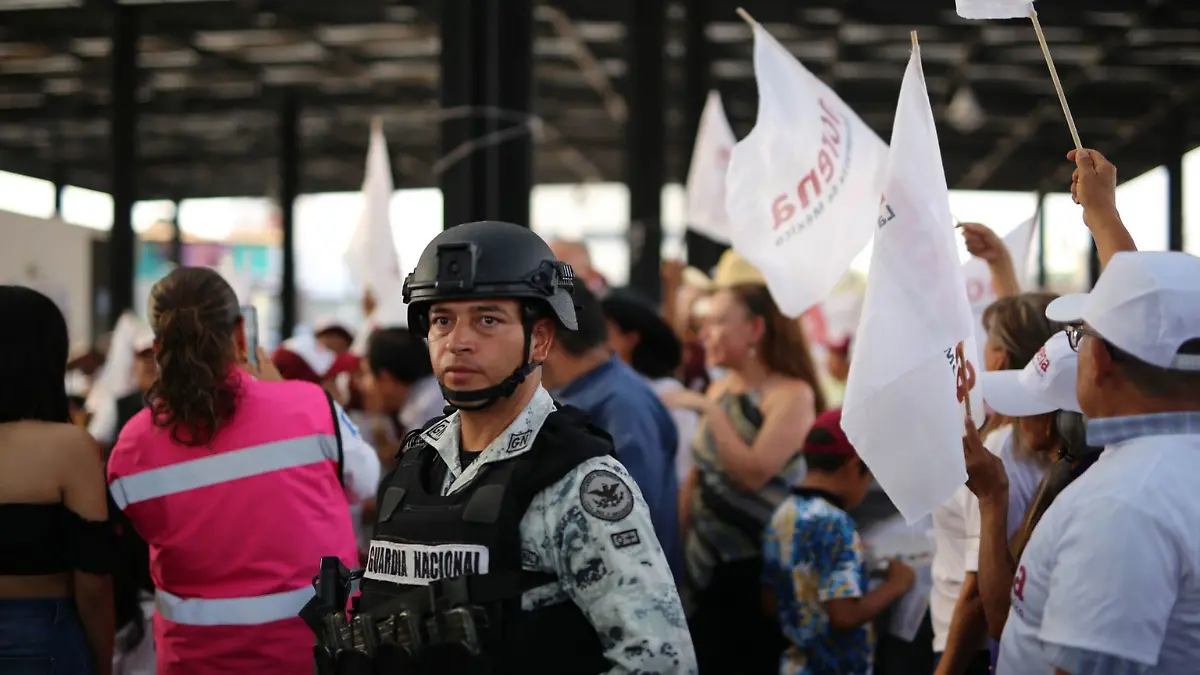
top-left (531, 455), bottom-right (697, 675)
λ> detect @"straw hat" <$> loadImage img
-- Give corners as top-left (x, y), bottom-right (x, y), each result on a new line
top-left (683, 249), bottom-right (767, 290)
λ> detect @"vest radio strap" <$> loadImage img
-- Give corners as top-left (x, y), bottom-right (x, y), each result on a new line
top-left (323, 391), bottom-right (345, 487)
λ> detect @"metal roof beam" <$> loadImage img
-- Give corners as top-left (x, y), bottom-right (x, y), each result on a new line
top-left (955, 3), bottom-right (1177, 189)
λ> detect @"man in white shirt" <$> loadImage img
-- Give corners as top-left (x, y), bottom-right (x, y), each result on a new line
top-left (996, 250), bottom-right (1200, 674)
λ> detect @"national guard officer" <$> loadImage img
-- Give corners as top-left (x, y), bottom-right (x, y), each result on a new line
top-left (304, 221), bottom-right (696, 675)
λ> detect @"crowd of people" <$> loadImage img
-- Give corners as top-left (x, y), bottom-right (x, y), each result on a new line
top-left (0, 147), bottom-right (1197, 675)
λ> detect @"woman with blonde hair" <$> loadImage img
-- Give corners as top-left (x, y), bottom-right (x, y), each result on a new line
top-left (659, 252), bottom-right (824, 675)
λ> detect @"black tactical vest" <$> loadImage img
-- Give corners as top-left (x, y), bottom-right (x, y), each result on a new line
top-left (358, 406), bottom-right (614, 675)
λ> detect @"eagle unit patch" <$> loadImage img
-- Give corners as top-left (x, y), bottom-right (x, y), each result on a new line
top-left (579, 469), bottom-right (634, 522)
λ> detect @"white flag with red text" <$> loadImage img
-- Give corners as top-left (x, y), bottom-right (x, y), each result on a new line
top-left (841, 42), bottom-right (983, 523)
top-left (686, 91), bottom-right (736, 244)
top-left (955, 0), bottom-right (1033, 19)
top-left (724, 21), bottom-right (889, 318)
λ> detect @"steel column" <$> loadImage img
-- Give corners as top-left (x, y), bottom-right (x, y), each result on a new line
top-left (1166, 109), bottom-right (1187, 252)
top-left (439, 0), bottom-right (534, 228)
top-left (278, 92), bottom-right (299, 339)
top-left (682, 0), bottom-right (726, 275)
top-left (626, 0), bottom-right (666, 301)
top-left (107, 4), bottom-right (139, 326)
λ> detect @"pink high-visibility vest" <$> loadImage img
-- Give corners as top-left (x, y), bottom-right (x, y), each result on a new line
top-left (108, 370), bottom-right (359, 675)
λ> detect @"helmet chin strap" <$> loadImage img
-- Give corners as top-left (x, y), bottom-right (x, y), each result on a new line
top-left (440, 313), bottom-right (539, 413)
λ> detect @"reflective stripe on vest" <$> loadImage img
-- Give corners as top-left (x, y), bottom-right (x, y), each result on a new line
top-left (109, 434), bottom-right (338, 510)
top-left (155, 585), bottom-right (314, 626)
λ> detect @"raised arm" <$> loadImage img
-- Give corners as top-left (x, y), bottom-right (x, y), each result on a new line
top-left (1068, 148), bottom-right (1137, 271)
top-left (960, 222), bottom-right (1021, 300)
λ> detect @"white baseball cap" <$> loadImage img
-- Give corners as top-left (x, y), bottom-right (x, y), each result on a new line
top-left (981, 332), bottom-right (1081, 417)
top-left (1045, 251), bottom-right (1200, 371)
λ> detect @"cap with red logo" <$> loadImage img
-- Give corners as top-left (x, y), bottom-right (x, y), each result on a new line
top-left (802, 409), bottom-right (858, 458)
top-left (980, 331), bottom-right (1081, 417)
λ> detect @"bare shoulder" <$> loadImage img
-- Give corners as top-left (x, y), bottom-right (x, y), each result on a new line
top-left (0, 422), bottom-right (101, 495)
top-left (1, 420), bottom-right (91, 448)
top-left (762, 377), bottom-right (815, 412)
top-left (44, 423), bottom-right (103, 463)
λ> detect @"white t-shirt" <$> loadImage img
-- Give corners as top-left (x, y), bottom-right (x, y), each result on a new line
top-left (930, 426), bottom-right (1012, 652)
top-left (334, 402), bottom-right (382, 554)
top-left (998, 432), bottom-right (1200, 673)
top-left (963, 430), bottom-right (1050, 572)
top-left (650, 377), bottom-right (700, 483)
top-left (332, 401), bottom-right (382, 505)
top-left (87, 393), bottom-right (120, 446)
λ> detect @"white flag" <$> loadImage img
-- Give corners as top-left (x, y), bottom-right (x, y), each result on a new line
top-left (724, 22), bottom-right (889, 318)
top-left (685, 91), bottom-right (736, 244)
top-left (955, 0), bottom-right (1033, 19)
top-left (962, 214), bottom-right (1038, 314)
top-left (349, 277), bottom-right (409, 356)
top-left (345, 119), bottom-right (400, 296)
top-left (85, 311), bottom-right (141, 412)
top-left (841, 43), bottom-right (982, 523)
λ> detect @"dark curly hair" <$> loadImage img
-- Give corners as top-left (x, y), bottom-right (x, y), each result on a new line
top-left (0, 285), bottom-right (70, 424)
top-left (145, 267), bottom-right (242, 446)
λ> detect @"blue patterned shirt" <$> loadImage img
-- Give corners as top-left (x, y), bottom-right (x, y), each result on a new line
top-left (763, 488), bottom-right (873, 675)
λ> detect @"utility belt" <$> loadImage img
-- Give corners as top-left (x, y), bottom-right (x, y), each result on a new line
top-left (301, 557), bottom-right (492, 675)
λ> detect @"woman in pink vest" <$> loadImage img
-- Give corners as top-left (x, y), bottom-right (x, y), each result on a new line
top-left (107, 267), bottom-right (373, 675)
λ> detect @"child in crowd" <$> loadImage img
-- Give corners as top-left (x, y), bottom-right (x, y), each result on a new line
top-left (763, 409), bottom-right (916, 675)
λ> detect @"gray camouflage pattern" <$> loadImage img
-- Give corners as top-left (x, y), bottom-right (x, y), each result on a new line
top-left (420, 387), bottom-right (697, 674)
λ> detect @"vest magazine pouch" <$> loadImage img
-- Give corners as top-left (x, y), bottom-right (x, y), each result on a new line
top-left (360, 407), bottom-right (615, 675)
top-left (369, 606), bottom-right (423, 674)
top-left (423, 577), bottom-right (494, 674)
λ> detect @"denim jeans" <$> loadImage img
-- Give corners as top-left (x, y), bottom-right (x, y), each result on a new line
top-left (0, 597), bottom-right (95, 674)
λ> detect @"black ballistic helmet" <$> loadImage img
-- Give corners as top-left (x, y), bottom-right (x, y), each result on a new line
top-left (402, 221), bottom-right (577, 410)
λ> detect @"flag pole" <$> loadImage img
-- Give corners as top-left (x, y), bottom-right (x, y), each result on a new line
top-left (735, 7), bottom-right (755, 26)
top-left (911, 30), bottom-right (919, 49)
top-left (1028, 9), bottom-right (1082, 151)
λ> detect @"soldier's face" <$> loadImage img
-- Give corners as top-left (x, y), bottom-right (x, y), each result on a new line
top-left (426, 299), bottom-right (553, 394)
